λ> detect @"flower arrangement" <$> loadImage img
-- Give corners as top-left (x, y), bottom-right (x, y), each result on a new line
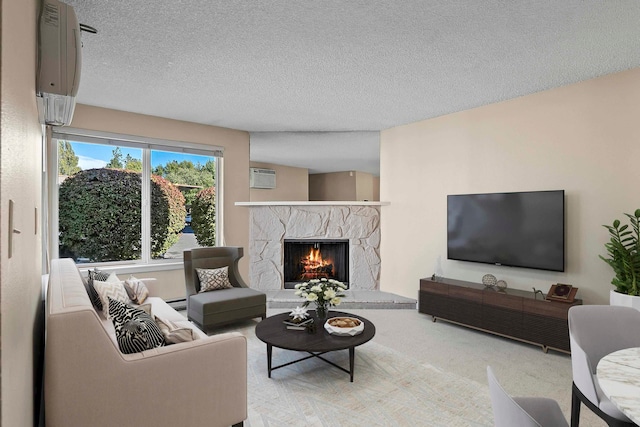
top-left (294, 278), bottom-right (347, 319)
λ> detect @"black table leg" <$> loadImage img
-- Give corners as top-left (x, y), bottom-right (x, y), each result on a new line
top-left (349, 347), bottom-right (355, 382)
top-left (267, 344), bottom-right (272, 378)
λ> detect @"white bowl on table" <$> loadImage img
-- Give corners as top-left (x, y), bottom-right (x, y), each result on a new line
top-left (324, 317), bottom-right (365, 336)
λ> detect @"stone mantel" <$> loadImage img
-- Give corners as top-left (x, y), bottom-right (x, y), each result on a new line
top-left (241, 203), bottom-right (386, 291)
top-left (236, 201), bottom-right (390, 206)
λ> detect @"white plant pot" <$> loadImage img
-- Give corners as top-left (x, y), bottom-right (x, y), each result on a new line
top-left (609, 290), bottom-right (640, 312)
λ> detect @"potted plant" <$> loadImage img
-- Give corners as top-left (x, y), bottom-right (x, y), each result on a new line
top-left (600, 209), bottom-right (640, 309)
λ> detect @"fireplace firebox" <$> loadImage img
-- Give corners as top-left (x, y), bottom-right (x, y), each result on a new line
top-left (283, 239), bottom-right (349, 289)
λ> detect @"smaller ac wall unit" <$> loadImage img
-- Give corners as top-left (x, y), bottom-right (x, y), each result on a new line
top-left (250, 168), bottom-right (276, 189)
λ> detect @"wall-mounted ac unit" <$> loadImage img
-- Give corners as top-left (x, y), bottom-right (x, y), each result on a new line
top-left (250, 168), bottom-right (276, 189)
top-left (36, 0), bottom-right (82, 126)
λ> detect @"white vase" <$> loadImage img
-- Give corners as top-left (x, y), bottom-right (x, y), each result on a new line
top-left (609, 290), bottom-right (640, 312)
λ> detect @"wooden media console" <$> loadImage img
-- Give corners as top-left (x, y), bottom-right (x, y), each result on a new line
top-left (419, 277), bottom-right (581, 353)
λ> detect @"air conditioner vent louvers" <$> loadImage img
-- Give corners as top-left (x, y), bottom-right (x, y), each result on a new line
top-left (250, 168), bottom-right (276, 189)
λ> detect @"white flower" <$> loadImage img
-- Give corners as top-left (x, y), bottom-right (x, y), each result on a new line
top-left (294, 283), bottom-right (302, 289)
top-left (310, 279), bottom-right (320, 283)
top-left (311, 285), bottom-right (322, 292)
top-left (324, 289), bottom-right (336, 299)
top-left (306, 293), bottom-right (318, 302)
top-left (295, 290), bottom-right (303, 296)
top-left (330, 297), bottom-right (342, 305)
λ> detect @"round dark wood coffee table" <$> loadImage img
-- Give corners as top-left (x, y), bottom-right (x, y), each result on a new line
top-left (255, 310), bottom-right (375, 382)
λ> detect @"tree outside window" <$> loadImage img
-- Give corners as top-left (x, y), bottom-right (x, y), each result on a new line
top-left (56, 140), bottom-right (217, 263)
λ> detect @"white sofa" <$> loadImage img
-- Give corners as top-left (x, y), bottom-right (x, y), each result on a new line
top-left (44, 258), bottom-right (247, 427)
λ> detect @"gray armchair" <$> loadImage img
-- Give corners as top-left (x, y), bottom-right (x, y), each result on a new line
top-left (487, 366), bottom-right (568, 427)
top-left (184, 247), bottom-right (266, 330)
top-left (568, 305), bottom-right (640, 427)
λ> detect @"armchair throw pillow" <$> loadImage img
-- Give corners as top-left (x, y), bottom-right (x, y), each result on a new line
top-left (196, 266), bottom-right (234, 293)
top-left (108, 298), bottom-right (165, 354)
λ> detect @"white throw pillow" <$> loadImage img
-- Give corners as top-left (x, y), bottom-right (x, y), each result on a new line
top-left (94, 277), bottom-right (130, 319)
top-left (155, 316), bottom-right (198, 344)
top-left (124, 275), bottom-right (150, 304)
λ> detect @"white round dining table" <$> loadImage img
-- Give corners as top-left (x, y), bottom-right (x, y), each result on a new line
top-left (596, 347), bottom-right (640, 425)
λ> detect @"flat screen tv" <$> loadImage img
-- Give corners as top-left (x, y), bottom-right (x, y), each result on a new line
top-left (447, 190), bottom-right (565, 272)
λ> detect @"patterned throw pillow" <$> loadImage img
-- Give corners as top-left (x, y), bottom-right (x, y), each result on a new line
top-left (155, 316), bottom-right (198, 344)
top-left (94, 279), bottom-right (130, 319)
top-left (86, 269), bottom-right (111, 310)
top-left (124, 276), bottom-right (150, 304)
top-left (108, 298), bottom-right (165, 354)
top-left (196, 266), bottom-right (234, 293)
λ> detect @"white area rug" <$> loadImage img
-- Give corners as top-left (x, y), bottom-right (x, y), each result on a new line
top-left (227, 321), bottom-right (493, 427)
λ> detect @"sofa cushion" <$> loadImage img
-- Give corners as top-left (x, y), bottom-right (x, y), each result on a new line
top-left (190, 287), bottom-right (266, 316)
top-left (86, 268), bottom-right (110, 310)
top-left (124, 275), bottom-right (150, 304)
top-left (109, 298), bottom-right (165, 354)
top-left (94, 278), bottom-right (130, 319)
top-left (196, 266), bottom-right (233, 292)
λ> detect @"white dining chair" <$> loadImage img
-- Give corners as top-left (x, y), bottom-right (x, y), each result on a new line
top-left (568, 305), bottom-right (640, 427)
top-left (487, 366), bottom-right (569, 427)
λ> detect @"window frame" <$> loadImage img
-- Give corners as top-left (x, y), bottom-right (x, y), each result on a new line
top-left (48, 127), bottom-right (223, 271)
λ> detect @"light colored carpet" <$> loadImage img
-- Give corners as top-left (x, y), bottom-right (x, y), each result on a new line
top-left (194, 309), bottom-right (605, 427)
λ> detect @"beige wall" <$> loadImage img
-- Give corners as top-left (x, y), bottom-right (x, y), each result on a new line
top-left (1, 0), bottom-right (44, 425)
top-left (69, 104), bottom-right (251, 284)
top-left (373, 176), bottom-right (380, 201)
top-left (249, 161), bottom-right (309, 201)
top-left (309, 171), bottom-right (356, 201)
top-left (310, 171), bottom-right (380, 201)
top-left (355, 171), bottom-right (376, 201)
top-left (380, 68), bottom-right (640, 305)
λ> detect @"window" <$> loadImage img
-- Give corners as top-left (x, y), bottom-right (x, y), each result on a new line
top-left (49, 128), bottom-right (222, 267)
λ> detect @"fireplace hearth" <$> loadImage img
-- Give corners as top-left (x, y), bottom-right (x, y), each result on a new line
top-left (283, 239), bottom-right (349, 289)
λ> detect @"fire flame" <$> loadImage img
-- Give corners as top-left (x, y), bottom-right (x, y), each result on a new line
top-left (300, 248), bottom-right (333, 279)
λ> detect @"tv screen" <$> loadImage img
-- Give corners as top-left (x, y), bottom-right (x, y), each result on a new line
top-left (447, 190), bottom-right (565, 272)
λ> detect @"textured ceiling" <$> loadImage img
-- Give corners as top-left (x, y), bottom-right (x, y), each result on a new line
top-left (67, 1), bottom-right (640, 175)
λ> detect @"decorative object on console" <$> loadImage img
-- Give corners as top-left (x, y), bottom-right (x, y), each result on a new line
top-left (496, 280), bottom-right (508, 291)
top-left (482, 274), bottom-right (497, 288)
top-left (294, 278), bottom-right (347, 321)
top-left (532, 287), bottom-right (545, 300)
top-left (546, 284), bottom-right (578, 303)
top-left (600, 209), bottom-right (640, 310)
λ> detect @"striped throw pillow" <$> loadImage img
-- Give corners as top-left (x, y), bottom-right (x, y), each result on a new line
top-left (108, 298), bottom-right (165, 354)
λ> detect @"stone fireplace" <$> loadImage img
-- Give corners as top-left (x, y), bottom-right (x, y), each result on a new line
top-left (237, 202), bottom-right (387, 291)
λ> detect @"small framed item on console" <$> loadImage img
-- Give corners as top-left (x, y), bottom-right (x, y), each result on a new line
top-left (546, 283), bottom-right (578, 303)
